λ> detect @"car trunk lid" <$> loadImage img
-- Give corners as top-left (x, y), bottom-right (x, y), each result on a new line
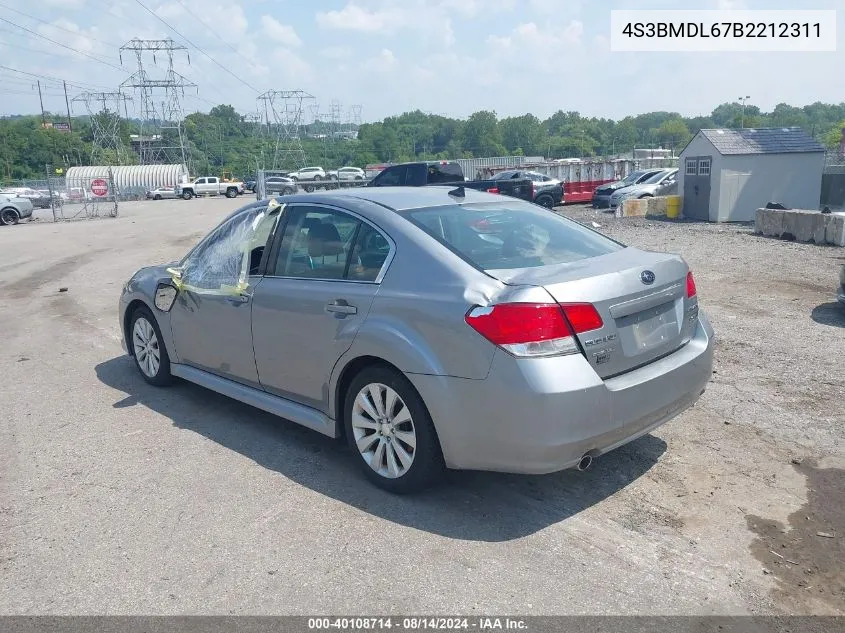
top-left (488, 248), bottom-right (698, 378)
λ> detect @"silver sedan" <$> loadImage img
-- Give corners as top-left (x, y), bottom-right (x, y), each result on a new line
top-left (118, 187), bottom-right (714, 492)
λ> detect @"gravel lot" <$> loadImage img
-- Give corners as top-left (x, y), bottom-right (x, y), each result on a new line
top-left (1, 197), bottom-right (843, 615)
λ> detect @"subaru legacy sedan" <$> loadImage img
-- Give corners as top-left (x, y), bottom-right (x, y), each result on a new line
top-left (119, 187), bottom-right (714, 493)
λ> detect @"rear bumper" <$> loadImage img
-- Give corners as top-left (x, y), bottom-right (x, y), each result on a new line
top-left (407, 312), bottom-right (715, 474)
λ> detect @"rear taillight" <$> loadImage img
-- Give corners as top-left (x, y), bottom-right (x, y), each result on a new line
top-left (486, 187), bottom-right (499, 194)
top-left (686, 271), bottom-right (697, 298)
top-left (465, 302), bottom-right (603, 358)
top-left (560, 303), bottom-right (604, 333)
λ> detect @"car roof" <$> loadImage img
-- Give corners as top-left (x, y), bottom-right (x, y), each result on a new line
top-left (274, 185), bottom-right (501, 211)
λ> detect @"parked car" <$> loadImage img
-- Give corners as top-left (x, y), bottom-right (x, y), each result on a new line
top-left (243, 179), bottom-right (257, 192)
top-left (592, 169), bottom-right (665, 209)
top-left (288, 166), bottom-right (326, 182)
top-left (118, 186), bottom-right (714, 492)
top-left (491, 170), bottom-right (564, 208)
top-left (0, 193), bottom-right (34, 225)
top-left (609, 169), bottom-right (679, 209)
top-left (0, 187), bottom-right (51, 209)
top-left (838, 264), bottom-right (845, 307)
top-left (176, 177), bottom-right (244, 200)
top-left (328, 167), bottom-right (366, 181)
top-left (265, 176), bottom-right (298, 196)
top-left (368, 161), bottom-right (535, 203)
top-left (146, 186), bottom-right (178, 200)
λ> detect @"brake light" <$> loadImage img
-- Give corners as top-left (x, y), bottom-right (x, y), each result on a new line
top-left (486, 187), bottom-right (499, 194)
top-left (686, 271), bottom-right (697, 298)
top-left (465, 303), bottom-right (577, 357)
top-left (560, 303), bottom-right (604, 333)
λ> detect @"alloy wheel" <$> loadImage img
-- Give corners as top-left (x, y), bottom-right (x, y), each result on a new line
top-left (351, 383), bottom-right (417, 479)
top-left (132, 317), bottom-right (161, 378)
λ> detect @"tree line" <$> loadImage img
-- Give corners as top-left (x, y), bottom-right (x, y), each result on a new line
top-left (2, 101), bottom-right (844, 182)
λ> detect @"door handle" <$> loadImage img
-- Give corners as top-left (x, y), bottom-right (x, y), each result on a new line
top-left (226, 293), bottom-right (250, 304)
top-left (326, 300), bottom-right (357, 315)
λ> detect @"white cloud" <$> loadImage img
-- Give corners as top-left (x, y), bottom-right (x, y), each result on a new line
top-left (363, 48), bottom-right (397, 72)
top-left (488, 21), bottom-right (583, 72)
top-left (316, 1), bottom-right (454, 47)
top-left (260, 15), bottom-right (302, 47)
top-left (316, 4), bottom-right (407, 33)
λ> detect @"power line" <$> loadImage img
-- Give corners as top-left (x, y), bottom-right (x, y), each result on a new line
top-left (0, 17), bottom-right (125, 72)
top-left (0, 2), bottom-right (121, 49)
top-left (132, 0), bottom-right (260, 94)
top-left (0, 64), bottom-right (113, 91)
top-left (170, 0), bottom-right (256, 68)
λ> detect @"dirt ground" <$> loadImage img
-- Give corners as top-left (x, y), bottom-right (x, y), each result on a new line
top-left (0, 197), bottom-right (843, 615)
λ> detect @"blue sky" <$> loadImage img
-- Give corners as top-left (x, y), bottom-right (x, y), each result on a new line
top-left (0, 0), bottom-right (842, 123)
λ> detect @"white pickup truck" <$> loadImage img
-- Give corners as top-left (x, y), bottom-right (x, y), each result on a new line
top-left (176, 177), bottom-right (244, 200)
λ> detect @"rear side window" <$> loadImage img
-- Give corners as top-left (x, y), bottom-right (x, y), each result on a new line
top-left (405, 201), bottom-right (623, 271)
top-left (427, 163), bottom-right (463, 183)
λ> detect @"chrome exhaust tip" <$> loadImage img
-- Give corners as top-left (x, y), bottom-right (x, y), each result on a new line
top-left (576, 453), bottom-right (594, 472)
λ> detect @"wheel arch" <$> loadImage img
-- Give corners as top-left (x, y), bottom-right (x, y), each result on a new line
top-left (123, 299), bottom-right (153, 357)
top-left (331, 355), bottom-right (441, 451)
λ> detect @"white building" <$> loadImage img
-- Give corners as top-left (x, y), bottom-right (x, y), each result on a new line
top-left (678, 128), bottom-right (825, 222)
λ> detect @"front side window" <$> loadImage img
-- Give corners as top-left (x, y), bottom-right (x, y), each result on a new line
top-left (272, 206), bottom-right (390, 282)
top-left (405, 201), bottom-right (623, 271)
top-left (180, 203), bottom-right (283, 291)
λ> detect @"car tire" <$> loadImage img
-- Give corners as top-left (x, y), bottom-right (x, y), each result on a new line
top-left (0, 208), bottom-right (19, 226)
top-left (225, 188), bottom-right (238, 198)
top-left (129, 306), bottom-right (173, 387)
top-left (535, 195), bottom-right (554, 209)
top-left (182, 191), bottom-right (193, 200)
top-left (355, 176), bottom-right (363, 181)
top-left (281, 187), bottom-right (295, 196)
top-left (344, 366), bottom-right (446, 493)
top-left (154, 194), bottom-right (162, 201)
top-left (303, 184), bottom-right (315, 193)
top-left (313, 175), bottom-right (322, 181)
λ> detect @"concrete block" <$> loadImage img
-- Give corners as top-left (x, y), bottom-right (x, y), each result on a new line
top-left (647, 197), bottom-right (668, 216)
top-left (755, 208), bottom-right (784, 237)
top-left (617, 198), bottom-right (648, 218)
top-left (755, 208), bottom-right (845, 245)
top-left (825, 213), bottom-right (845, 246)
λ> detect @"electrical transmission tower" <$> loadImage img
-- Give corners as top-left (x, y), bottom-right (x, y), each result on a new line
top-left (346, 104), bottom-right (362, 139)
top-left (244, 112), bottom-right (266, 171)
top-left (257, 90), bottom-right (315, 170)
top-left (71, 91), bottom-right (133, 165)
top-left (119, 38), bottom-right (196, 167)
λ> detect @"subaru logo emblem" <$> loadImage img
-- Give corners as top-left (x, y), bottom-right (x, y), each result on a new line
top-left (640, 270), bottom-right (655, 285)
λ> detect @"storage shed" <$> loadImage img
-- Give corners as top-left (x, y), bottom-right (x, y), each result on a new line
top-left (678, 128), bottom-right (825, 222)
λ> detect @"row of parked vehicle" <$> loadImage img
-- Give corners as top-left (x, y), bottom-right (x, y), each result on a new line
top-left (591, 168), bottom-right (679, 209)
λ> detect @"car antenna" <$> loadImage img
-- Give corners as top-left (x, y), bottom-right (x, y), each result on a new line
top-left (448, 185), bottom-right (465, 198)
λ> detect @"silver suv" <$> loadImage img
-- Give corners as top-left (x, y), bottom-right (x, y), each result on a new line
top-left (289, 167), bottom-right (326, 181)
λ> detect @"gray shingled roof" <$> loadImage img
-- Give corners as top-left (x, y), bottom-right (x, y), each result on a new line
top-left (700, 128), bottom-right (825, 155)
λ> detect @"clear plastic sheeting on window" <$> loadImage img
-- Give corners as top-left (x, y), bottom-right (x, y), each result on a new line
top-left (173, 200), bottom-right (284, 295)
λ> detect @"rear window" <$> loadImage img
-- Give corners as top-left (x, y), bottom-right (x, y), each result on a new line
top-left (405, 201), bottom-right (624, 271)
top-left (427, 163), bottom-right (463, 183)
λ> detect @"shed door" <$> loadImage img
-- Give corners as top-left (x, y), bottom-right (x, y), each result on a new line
top-left (683, 156), bottom-right (712, 221)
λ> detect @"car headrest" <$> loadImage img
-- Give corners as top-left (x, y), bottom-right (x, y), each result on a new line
top-left (308, 222), bottom-right (343, 257)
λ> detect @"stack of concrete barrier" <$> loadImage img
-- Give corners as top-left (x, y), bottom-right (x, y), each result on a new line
top-left (616, 195), bottom-right (682, 219)
top-left (755, 208), bottom-right (845, 246)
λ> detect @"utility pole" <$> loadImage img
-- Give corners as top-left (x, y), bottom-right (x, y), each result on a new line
top-left (739, 95), bottom-right (751, 128)
top-left (37, 80), bottom-right (46, 127)
top-left (63, 81), bottom-right (73, 132)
